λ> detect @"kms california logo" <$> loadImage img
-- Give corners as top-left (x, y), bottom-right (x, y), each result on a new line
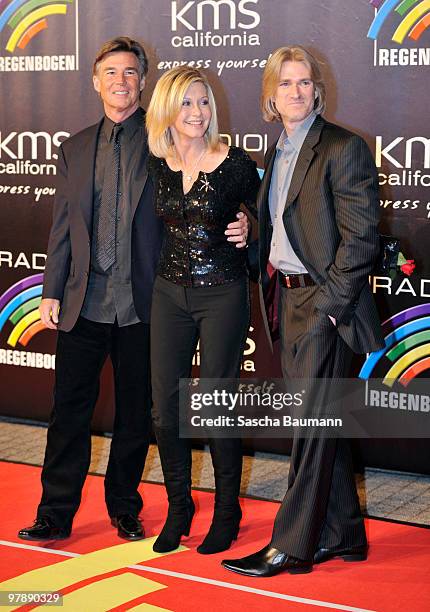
top-left (170, 0), bottom-right (261, 48)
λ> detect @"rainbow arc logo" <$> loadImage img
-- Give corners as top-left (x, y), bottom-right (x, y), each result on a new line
top-left (0, 273), bottom-right (47, 348)
top-left (368, 0), bottom-right (430, 44)
top-left (0, 0), bottom-right (74, 53)
top-left (359, 304), bottom-right (430, 388)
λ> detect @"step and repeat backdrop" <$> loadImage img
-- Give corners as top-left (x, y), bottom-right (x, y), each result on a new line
top-left (0, 1), bottom-right (429, 472)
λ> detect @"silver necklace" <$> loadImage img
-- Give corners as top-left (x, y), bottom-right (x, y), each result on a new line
top-left (181, 147), bottom-right (207, 183)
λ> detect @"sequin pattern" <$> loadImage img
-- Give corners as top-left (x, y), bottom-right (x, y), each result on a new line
top-left (148, 147), bottom-right (260, 287)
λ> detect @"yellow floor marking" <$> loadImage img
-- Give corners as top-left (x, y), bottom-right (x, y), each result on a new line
top-left (32, 572), bottom-right (171, 612)
top-left (128, 605), bottom-right (172, 611)
top-left (0, 536), bottom-right (186, 611)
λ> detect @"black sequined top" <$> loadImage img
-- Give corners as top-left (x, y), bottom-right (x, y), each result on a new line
top-left (148, 146), bottom-right (260, 287)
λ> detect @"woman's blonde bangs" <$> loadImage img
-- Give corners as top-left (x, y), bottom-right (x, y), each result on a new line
top-left (147, 66), bottom-right (220, 158)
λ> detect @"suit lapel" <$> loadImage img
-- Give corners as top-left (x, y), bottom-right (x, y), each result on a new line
top-left (284, 115), bottom-right (325, 210)
top-left (130, 124), bottom-right (149, 220)
top-left (259, 145), bottom-right (279, 345)
top-left (76, 121), bottom-right (101, 236)
top-left (258, 144), bottom-right (277, 275)
top-left (259, 144), bottom-right (276, 212)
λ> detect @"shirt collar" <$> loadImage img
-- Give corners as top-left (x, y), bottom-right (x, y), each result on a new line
top-left (103, 107), bottom-right (143, 142)
top-left (276, 111), bottom-right (317, 153)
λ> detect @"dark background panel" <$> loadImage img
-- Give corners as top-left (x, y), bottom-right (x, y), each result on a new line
top-left (0, 0), bottom-right (429, 473)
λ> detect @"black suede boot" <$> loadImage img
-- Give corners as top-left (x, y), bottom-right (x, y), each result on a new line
top-left (153, 428), bottom-right (195, 553)
top-left (197, 438), bottom-right (242, 555)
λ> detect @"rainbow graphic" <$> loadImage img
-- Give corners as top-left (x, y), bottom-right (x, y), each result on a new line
top-left (368, 0), bottom-right (430, 44)
top-left (0, 274), bottom-right (47, 348)
top-left (359, 303), bottom-right (430, 388)
top-left (0, 0), bottom-right (73, 53)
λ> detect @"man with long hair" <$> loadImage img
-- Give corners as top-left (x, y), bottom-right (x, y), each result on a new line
top-left (223, 46), bottom-right (384, 577)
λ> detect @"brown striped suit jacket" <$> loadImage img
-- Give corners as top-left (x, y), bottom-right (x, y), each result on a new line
top-left (256, 115), bottom-right (384, 354)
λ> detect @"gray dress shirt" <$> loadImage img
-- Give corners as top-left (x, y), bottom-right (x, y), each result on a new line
top-left (81, 108), bottom-right (143, 326)
top-left (268, 112), bottom-right (316, 274)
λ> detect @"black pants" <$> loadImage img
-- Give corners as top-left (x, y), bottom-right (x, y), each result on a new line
top-left (271, 284), bottom-right (366, 561)
top-left (37, 316), bottom-right (151, 528)
top-left (150, 276), bottom-right (249, 504)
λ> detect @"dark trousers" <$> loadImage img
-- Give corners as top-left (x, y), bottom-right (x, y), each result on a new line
top-left (271, 284), bottom-right (366, 561)
top-left (37, 316), bottom-right (151, 528)
top-left (150, 275), bottom-right (249, 506)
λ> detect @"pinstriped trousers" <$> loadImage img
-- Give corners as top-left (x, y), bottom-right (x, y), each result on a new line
top-left (270, 284), bottom-right (367, 561)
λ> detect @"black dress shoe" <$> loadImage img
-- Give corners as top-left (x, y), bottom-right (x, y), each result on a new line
top-left (18, 517), bottom-right (71, 541)
top-left (111, 514), bottom-right (144, 541)
top-left (313, 543), bottom-right (368, 564)
top-left (222, 544), bottom-right (312, 577)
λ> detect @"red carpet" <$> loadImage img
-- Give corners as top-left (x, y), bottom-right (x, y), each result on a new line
top-left (0, 462), bottom-right (429, 611)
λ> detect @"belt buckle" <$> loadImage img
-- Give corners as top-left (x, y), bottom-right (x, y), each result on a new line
top-left (285, 275), bottom-right (291, 288)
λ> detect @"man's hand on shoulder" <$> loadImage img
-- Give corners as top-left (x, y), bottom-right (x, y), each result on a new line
top-left (39, 298), bottom-right (60, 330)
top-left (225, 211), bottom-right (250, 249)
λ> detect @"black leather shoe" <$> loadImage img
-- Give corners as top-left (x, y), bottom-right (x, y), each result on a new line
top-left (222, 544), bottom-right (312, 577)
top-left (313, 543), bottom-right (368, 564)
top-left (18, 517), bottom-right (71, 541)
top-left (111, 514), bottom-right (144, 541)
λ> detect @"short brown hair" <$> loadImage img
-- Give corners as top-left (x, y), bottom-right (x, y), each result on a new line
top-left (93, 37), bottom-right (148, 78)
top-left (261, 46), bottom-right (326, 122)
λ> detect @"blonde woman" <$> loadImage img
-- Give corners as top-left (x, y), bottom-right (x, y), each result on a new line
top-left (146, 66), bottom-right (260, 554)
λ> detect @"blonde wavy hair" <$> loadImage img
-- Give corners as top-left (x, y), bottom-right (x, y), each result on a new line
top-left (261, 46), bottom-right (326, 122)
top-left (146, 66), bottom-right (220, 158)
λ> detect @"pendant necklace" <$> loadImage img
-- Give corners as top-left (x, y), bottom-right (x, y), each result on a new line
top-left (181, 147), bottom-right (207, 184)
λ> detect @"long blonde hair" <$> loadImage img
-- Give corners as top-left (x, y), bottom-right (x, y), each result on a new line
top-left (261, 46), bottom-right (326, 122)
top-left (146, 66), bottom-right (220, 158)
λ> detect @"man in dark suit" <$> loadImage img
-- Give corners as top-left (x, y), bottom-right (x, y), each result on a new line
top-left (223, 46), bottom-right (384, 576)
top-left (17, 37), bottom-right (249, 542)
top-left (17, 37), bottom-right (159, 541)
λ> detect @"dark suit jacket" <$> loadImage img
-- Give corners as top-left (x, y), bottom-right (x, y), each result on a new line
top-left (252, 115), bottom-right (384, 354)
top-left (42, 111), bottom-right (163, 331)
